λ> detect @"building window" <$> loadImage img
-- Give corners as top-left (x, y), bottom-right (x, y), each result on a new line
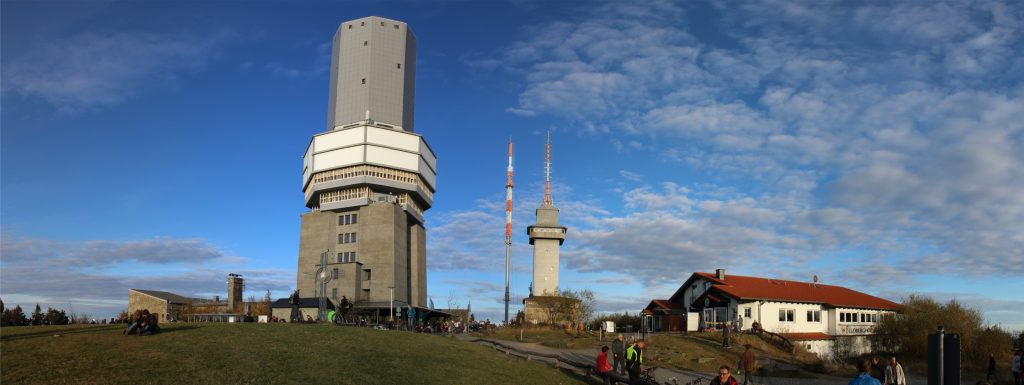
top-left (348, 25), bottom-right (352, 29)
top-left (332, 288), bottom-right (338, 299)
top-left (363, 41), bottom-right (368, 46)
top-left (338, 213), bottom-right (358, 226)
top-left (394, 25), bottom-right (399, 30)
top-left (337, 251), bottom-right (356, 263)
top-left (363, 269), bottom-right (371, 280)
top-left (397, 63), bottom-right (401, 69)
top-left (380, 21), bottom-right (385, 26)
top-left (332, 268), bottom-right (339, 279)
top-left (361, 78), bottom-right (366, 84)
top-left (779, 309), bottom-right (795, 322)
top-left (807, 310), bottom-right (821, 322)
top-left (744, 308), bottom-right (751, 318)
top-left (338, 232), bottom-right (357, 244)
top-left (360, 22), bottom-right (364, 26)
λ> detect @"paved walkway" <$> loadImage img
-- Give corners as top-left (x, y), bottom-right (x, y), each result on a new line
top-left (461, 335), bottom-right (937, 385)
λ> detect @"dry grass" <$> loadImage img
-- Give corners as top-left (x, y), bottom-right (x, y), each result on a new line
top-left (1, 323), bottom-right (594, 385)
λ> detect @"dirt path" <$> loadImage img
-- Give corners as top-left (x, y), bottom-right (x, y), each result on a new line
top-left (461, 335), bottom-right (939, 385)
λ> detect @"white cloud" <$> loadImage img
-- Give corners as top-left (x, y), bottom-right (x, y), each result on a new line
top-left (2, 30), bottom-right (233, 111)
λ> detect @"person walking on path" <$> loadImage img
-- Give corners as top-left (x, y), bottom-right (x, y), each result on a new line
top-left (711, 365), bottom-right (739, 385)
top-left (1012, 349), bottom-right (1022, 385)
top-left (884, 356), bottom-right (907, 385)
top-left (723, 321), bottom-right (732, 348)
top-left (850, 359), bottom-right (883, 385)
top-left (612, 334), bottom-right (626, 375)
top-left (595, 345), bottom-right (614, 385)
top-left (988, 353), bottom-right (997, 382)
top-left (625, 339), bottom-right (645, 385)
top-left (288, 289), bottom-right (301, 323)
top-left (871, 357), bottom-right (886, 384)
top-left (738, 344), bottom-right (756, 385)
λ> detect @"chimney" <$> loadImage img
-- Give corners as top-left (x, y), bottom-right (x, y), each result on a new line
top-left (716, 269), bottom-right (726, 280)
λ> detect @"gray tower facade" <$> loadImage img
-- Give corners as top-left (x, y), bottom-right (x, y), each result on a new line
top-left (528, 204), bottom-right (566, 296)
top-left (298, 16), bottom-right (435, 312)
top-left (327, 16), bottom-right (417, 132)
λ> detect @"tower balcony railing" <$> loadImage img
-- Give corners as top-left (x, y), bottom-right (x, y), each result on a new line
top-left (311, 165), bottom-right (433, 201)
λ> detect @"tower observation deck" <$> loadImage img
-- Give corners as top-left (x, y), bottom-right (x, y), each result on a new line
top-left (297, 16), bottom-right (435, 312)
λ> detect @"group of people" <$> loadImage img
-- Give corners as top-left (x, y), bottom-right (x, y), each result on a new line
top-left (850, 356), bottom-right (912, 385)
top-left (993, 349), bottom-right (1024, 385)
top-left (122, 309), bottom-right (159, 336)
top-left (593, 335), bottom-right (646, 385)
top-left (849, 356), bottom-right (906, 385)
top-left (592, 336), bottom-right (756, 385)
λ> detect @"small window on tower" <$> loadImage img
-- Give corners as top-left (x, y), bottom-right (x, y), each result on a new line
top-left (348, 25), bottom-right (352, 29)
top-left (397, 63), bottom-right (401, 69)
top-left (380, 21), bottom-right (385, 26)
top-left (394, 25), bottom-right (399, 30)
top-left (361, 78), bottom-right (366, 85)
top-left (360, 22), bottom-right (364, 26)
top-left (363, 41), bottom-right (368, 46)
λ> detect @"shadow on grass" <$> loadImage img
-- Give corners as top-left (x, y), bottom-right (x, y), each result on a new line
top-left (1, 325), bottom-right (122, 341)
top-left (2, 324), bottom-right (203, 341)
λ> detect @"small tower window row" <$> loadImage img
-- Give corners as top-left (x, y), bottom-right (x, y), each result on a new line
top-left (338, 213), bottom-right (358, 226)
top-left (337, 232), bottom-right (357, 244)
top-left (337, 251), bottom-right (357, 263)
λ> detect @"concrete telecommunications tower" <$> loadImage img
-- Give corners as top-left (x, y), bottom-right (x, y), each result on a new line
top-left (296, 16), bottom-right (436, 317)
top-left (528, 132), bottom-right (566, 296)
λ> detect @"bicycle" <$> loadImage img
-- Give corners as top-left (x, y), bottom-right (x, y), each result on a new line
top-left (640, 367), bottom-right (681, 385)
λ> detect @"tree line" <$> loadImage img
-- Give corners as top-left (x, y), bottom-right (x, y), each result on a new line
top-left (1, 301), bottom-right (72, 326)
top-left (870, 295), bottom-right (1020, 368)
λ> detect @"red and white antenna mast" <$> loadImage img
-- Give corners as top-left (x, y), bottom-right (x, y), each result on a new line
top-left (544, 131), bottom-right (552, 205)
top-left (504, 139), bottom-right (514, 325)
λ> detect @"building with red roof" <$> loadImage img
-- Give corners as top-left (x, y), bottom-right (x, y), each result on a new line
top-left (645, 269), bottom-right (902, 358)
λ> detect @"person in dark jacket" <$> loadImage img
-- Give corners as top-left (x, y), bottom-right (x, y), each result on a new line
top-left (612, 335), bottom-right (626, 375)
top-left (987, 353), bottom-right (997, 382)
top-left (711, 365), bottom-right (739, 385)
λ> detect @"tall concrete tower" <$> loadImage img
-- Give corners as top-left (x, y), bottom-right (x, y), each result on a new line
top-left (527, 133), bottom-right (566, 296)
top-left (297, 16), bottom-right (435, 312)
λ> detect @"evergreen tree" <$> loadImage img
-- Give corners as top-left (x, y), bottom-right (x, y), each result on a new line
top-left (31, 304), bottom-right (44, 325)
top-left (45, 307), bottom-right (70, 325)
top-left (8, 305), bottom-right (29, 326)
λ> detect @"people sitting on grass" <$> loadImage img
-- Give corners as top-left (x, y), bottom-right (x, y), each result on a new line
top-left (139, 310), bottom-right (159, 335)
top-left (123, 309), bottom-right (159, 335)
top-left (123, 309), bottom-right (144, 335)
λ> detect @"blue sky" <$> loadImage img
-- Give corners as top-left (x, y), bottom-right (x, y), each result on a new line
top-left (2, 1), bottom-right (1022, 330)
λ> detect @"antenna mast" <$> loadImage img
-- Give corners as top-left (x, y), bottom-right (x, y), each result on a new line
top-left (504, 139), bottom-right (514, 325)
top-left (544, 131), bottom-right (552, 205)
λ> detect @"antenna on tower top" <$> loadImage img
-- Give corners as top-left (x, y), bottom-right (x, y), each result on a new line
top-left (544, 131), bottom-right (552, 205)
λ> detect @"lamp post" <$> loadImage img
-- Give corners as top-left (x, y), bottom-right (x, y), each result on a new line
top-left (388, 286), bottom-right (395, 323)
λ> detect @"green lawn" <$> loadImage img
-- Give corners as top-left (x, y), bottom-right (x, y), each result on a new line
top-left (1, 323), bottom-right (593, 385)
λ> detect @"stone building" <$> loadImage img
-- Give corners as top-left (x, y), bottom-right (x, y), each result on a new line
top-left (296, 16), bottom-right (435, 317)
top-left (128, 273), bottom-right (246, 321)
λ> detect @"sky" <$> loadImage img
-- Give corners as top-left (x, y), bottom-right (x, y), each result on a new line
top-left (2, 1), bottom-right (1022, 330)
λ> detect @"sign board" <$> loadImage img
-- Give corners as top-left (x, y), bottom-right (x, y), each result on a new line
top-left (686, 312), bottom-right (699, 332)
top-left (603, 321), bottom-right (616, 333)
top-left (258, 315), bottom-right (269, 324)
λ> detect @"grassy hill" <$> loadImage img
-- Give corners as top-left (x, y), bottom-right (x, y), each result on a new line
top-left (1, 323), bottom-right (592, 385)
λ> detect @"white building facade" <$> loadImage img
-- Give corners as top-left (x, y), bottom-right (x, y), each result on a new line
top-left (654, 269), bottom-right (901, 358)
